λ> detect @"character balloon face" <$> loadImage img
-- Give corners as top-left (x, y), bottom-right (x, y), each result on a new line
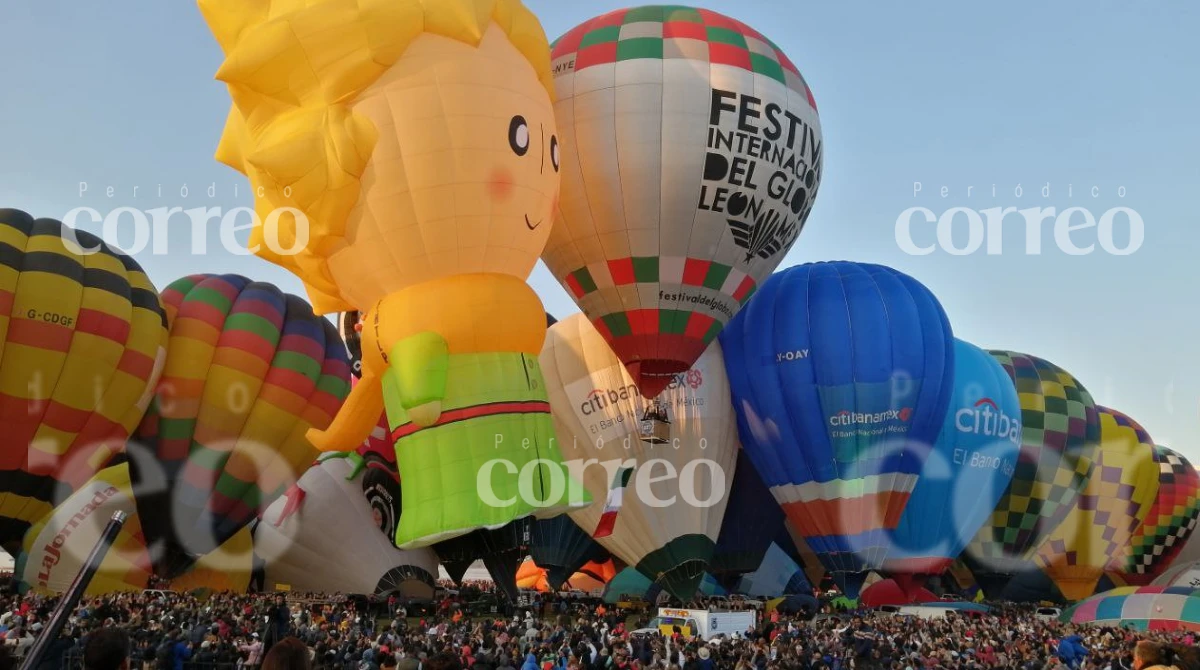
top-left (325, 25), bottom-right (560, 310)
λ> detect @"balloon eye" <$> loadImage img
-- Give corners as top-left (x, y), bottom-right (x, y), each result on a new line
top-left (550, 136), bottom-right (560, 172)
top-left (509, 116), bottom-right (530, 156)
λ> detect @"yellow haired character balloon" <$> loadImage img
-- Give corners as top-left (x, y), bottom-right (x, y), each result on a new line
top-left (201, 0), bottom-right (588, 547)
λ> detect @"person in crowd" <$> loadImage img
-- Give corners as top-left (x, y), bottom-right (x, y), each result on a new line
top-left (1133, 640), bottom-right (1200, 670)
top-left (426, 651), bottom-right (465, 670)
top-left (262, 636), bottom-right (313, 670)
top-left (83, 628), bottom-right (131, 670)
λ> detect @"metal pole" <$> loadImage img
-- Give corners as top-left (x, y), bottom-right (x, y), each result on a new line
top-left (20, 511), bottom-right (127, 670)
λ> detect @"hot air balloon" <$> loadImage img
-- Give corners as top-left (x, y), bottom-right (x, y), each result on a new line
top-left (711, 449), bottom-right (787, 583)
top-left (777, 520), bottom-right (828, 588)
top-left (168, 527), bottom-right (254, 593)
top-left (254, 453), bottom-right (438, 597)
top-left (1060, 586), bottom-right (1200, 632)
top-left (1112, 445), bottom-right (1200, 585)
top-left (202, 0), bottom-right (587, 549)
top-left (1152, 560), bottom-right (1200, 588)
top-left (719, 261), bottom-right (954, 587)
top-left (1034, 407), bottom-right (1160, 601)
top-left (0, 209), bottom-right (168, 551)
top-left (17, 463), bottom-right (152, 595)
top-left (529, 514), bottom-right (610, 592)
top-left (735, 543), bottom-right (812, 598)
top-left (886, 339), bottom-right (1021, 576)
top-left (544, 6), bottom-right (823, 398)
top-left (17, 462), bottom-right (254, 595)
top-left (540, 313), bottom-right (738, 600)
top-left (434, 520), bottom-right (531, 603)
top-left (130, 274), bottom-right (351, 578)
top-left (964, 352), bottom-right (1101, 593)
top-left (517, 557), bottom-right (617, 594)
top-left (602, 567), bottom-right (666, 605)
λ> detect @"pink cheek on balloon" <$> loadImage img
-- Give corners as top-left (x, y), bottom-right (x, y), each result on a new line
top-left (488, 168), bottom-right (514, 203)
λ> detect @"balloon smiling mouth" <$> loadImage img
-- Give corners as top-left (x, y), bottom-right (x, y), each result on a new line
top-left (525, 215), bottom-right (542, 231)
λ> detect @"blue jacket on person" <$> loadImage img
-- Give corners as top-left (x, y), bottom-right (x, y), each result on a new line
top-left (1057, 635), bottom-right (1088, 668)
top-left (172, 641), bottom-right (192, 670)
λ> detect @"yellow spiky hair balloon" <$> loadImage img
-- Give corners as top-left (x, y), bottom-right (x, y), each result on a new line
top-left (200, 0), bottom-right (556, 314)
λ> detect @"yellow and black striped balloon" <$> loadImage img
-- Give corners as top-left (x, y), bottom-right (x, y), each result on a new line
top-left (0, 209), bottom-right (168, 551)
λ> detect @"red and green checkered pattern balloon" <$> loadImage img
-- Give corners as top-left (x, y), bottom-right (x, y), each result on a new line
top-left (544, 5), bottom-right (823, 398)
top-left (1115, 445), bottom-right (1200, 583)
top-left (132, 274), bottom-right (351, 578)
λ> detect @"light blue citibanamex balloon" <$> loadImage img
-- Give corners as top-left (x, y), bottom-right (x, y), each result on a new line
top-left (888, 338), bottom-right (1021, 574)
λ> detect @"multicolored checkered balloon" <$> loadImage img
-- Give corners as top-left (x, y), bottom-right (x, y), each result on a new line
top-left (1033, 406), bottom-right (1160, 602)
top-left (964, 351), bottom-right (1101, 578)
top-left (544, 5), bottom-right (822, 398)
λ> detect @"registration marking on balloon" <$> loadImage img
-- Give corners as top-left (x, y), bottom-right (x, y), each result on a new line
top-left (546, 6), bottom-right (823, 395)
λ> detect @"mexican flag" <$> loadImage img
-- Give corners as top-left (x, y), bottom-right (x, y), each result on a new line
top-left (593, 466), bottom-right (634, 538)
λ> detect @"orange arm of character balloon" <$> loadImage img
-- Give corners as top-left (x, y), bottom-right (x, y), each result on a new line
top-left (306, 371), bottom-right (385, 452)
top-left (385, 332), bottom-right (449, 428)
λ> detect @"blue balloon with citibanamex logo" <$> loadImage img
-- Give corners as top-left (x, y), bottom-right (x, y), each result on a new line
top-left (720, 261), bottom-right (955, 578)
top-left (885, 338), bottom-right (1021, 576)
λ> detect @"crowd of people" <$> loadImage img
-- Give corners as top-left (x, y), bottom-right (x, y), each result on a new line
top-left (0, 580), bottom-right (1196, 670)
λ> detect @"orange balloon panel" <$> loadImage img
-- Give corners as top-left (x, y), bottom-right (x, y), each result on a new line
top-left (517, 557), bottom-right (616, 593)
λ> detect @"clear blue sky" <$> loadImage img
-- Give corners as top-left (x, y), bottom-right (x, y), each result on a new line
top-left (1, 2), bottom-right (1197, 456)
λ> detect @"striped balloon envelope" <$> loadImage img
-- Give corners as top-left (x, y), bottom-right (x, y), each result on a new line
top-left (0, 209), bottom-right (168, 551)
top-left (544, 5), bottom-right (822, 398)
top-left (1034, 407), bottom-right (1160, 601)
top-left (131, 274), bottom-right (351, 578)
top-left (1111, 445), bottom-right (1200, 584)
top-left (964, 352), bottom-right (1101, 589)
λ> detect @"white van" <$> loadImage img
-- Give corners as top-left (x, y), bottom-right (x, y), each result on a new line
top-left (1035, 607), bottom-right (1062, 621)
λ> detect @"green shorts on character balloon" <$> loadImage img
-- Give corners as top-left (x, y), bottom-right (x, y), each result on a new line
top-left (201, 0), bottom-right (590, 547)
